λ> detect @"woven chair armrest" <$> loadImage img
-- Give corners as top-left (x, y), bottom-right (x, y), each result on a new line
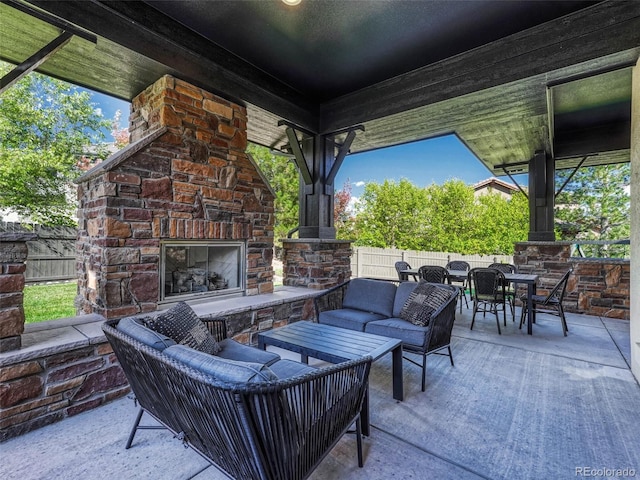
top-left (313, 281), bottom-right (350, 318)
top-left (200, 317), bottom-right (228, 341)
top-left (427, 288), bottom-right (459, 352)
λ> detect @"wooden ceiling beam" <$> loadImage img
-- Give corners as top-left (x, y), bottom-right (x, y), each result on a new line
top-left (320, 1), bottom-right (640, 133)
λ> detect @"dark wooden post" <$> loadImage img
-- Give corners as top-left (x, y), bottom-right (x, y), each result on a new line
top-left (528, 150), bottom-right (556, 241)
top-left (297, 134), bottom-right (336, 239)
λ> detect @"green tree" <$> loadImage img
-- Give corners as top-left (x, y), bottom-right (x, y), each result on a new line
top-left (247, 144), bottom-right (299, 244)
top-left (473, 191), bottom-right (529, 255)
top-left (555, 163), bottom-right (630, 257)
top-left (0, 63), bottom-right (110, 225)
top-left (334, 180), bottom-right (356, 240)
top-left (353, 178), bottom-right (529, 255)
top-left (422, 180), bottom-right (477, 253)
top-left (354, 179), bottom-right (429, 249)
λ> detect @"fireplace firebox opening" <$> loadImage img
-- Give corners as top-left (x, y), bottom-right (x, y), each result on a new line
top-left (160, 241), bottom-right (245, 302)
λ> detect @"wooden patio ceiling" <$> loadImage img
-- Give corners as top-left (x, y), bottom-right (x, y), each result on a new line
top-left (2, 0), bottom-right (639, 175)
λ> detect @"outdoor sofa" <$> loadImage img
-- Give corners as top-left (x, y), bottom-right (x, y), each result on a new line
top-left (314, 278), bottom-right (458, 391)
top-left (102, 302), bottom-right (372, 480)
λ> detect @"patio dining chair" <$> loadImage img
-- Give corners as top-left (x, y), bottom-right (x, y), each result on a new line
top-left (468, 267), bottom-right (508, 334)
top-left (488, 262), bottom-right (517, 318)
top-left (417, 265), bottom-right (450, 284)
top-left (395, 261), bottom-right (418, 282)
top-left (519, 269), bottom-right (573, 336)
top-left (446, 260), bottom-right (470, 313)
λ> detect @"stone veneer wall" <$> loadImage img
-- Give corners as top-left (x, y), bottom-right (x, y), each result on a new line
top-left (0, 234), bottom-right (35, 352)
top-left (75, 75), bottom-right (274, 318)
top-left (0, 293), bottom-right (316, 442)
top-left (282, 239), bottom-right (353, 289)
top-left (0, 315), bottom-right (128, 441)
top-left (514, 241), bottom-right (630, 319)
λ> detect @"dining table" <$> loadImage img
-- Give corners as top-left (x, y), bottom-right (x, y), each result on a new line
top-left (401, 268), bottom-right (539, 335)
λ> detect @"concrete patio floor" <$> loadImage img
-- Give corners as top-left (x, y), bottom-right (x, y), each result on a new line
top-left (2, 305), bottom-right (638, 480)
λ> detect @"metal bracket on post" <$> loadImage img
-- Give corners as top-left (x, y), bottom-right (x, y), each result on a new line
top-left (279, 120), bottom-right (315, 194)
top-left (324, 125), bottom-right (364, 195)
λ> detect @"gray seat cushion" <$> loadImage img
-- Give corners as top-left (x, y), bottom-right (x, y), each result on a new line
top-left (318, 308), bottom-right (386, 331)
top-left (269, 359), bottom-right (317, 379)
top-left (117, 316), bottom-right (176, 351)
top-left (216, 338), bottom-right (280, 366)
top-left (147, 301), bottom-right (221, 355)
top-left (165, 345), bottom-right (278, 384)
top-left (342, 278), bottom-right (397, 317)
top-left (365, 318), bottom-right (431, 348)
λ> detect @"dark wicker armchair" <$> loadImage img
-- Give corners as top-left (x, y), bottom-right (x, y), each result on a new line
top-left (446, 260), bottom-right (470, 312)
top-left (468, 267), bottom-right (508, 334)
top-left (314, 279), bottom-right (458, 392)
top-left (103, 319), bottom-right (371, 480)
top-left (488, 262), bottom-right (517, 317)
top-left (395, 261), bottom-right (417, 281)
top-left (519, 269), bottom-right (573, 336)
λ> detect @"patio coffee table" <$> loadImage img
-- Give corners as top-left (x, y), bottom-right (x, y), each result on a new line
top-left (258, 321), bottom-right (403, 436)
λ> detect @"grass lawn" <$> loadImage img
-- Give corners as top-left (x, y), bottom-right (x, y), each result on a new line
top-left (23, 281), bottom-right (77, 324)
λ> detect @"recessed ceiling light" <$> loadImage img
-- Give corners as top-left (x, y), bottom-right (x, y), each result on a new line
top-left (282, 0), bottom-right (301, 5)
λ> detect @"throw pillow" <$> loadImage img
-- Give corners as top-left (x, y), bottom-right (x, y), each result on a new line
top-left (400, 283), bottom-right (452, 327)
top-left (147, 301), bottom-right (222, 354)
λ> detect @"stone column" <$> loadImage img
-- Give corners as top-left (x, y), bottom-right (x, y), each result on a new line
top-left (282, 239), bottom-right (352, 289)
top-left (0, 232), bottom-right (36, 352)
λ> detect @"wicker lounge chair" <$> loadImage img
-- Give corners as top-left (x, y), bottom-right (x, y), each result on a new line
top-left (103, 318), bottom-right (371, 480)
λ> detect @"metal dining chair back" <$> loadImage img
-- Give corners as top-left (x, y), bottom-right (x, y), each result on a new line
top-left (488, 263), bottom-right (517, 317)
top-left (519, 269), bottom-right (573, 336)
top-left (446, 260), bottom-right (471, 272)
top-left (394, 261), bottom-right (415, 281)
top-left (446, 260), bottom-right (471, 312)
top-left (468, 267), bottom-right (507, 334)
top-left (488, 263), bottom-right (516, 274)
top-left (417, 265), bottom-right (450, 284)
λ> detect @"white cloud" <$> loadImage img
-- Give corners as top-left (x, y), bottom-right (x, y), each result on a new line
top-left (94, 107), bottom-right (103, 116)
top-left (354, 181), bottom-right (365, 187)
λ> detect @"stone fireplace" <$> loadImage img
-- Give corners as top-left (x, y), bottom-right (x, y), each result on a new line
top-left (75, 75), bottom-right (275, 318)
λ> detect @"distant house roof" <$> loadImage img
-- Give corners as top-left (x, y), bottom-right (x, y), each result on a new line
top-left (473, 177), bottom-right (519, 198)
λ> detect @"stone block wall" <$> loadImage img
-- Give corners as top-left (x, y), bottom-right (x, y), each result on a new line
top-left (0, 291), bottom-right (316, 442)
top-left (0, 322), bottom-right (128, 441)
top-left (282, 239), bottom-right (352, 289)
top-left (514, 241), bottom-right (630, 319)
top-left (0, 234), bottom-right (36, 352)
top-left (75, 76), bottom-right (275, 318)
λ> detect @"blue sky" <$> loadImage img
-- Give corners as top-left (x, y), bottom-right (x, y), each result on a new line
top-left (334, 135), bottom-right (501, 199)
top-left (89, 90), bottom-right (516, 197)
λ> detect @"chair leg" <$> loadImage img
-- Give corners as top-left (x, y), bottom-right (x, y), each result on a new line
top-left (503, 301), bottom-right (507, 327)
top-left (470, 302), bottom-right (478, 330)
top-left (356, 416), bottom-right (364, 468)
top-left (448, 346), bottom-right (454, 367)
top-left (126, 407), bottom-right (145, 449)
top-left (421, 353), bottom-right (427, 392)
top-left (494, 306), bottom-right (502, 335)
top-left (558, 305), bottom-right (568, 336)
top-left (519, 303), bottom-right (527, 330)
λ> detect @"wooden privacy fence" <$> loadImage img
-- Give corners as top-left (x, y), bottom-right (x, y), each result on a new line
top-left (351, 246), bottom-right (514, 280)
top-left (0, 222), bottom-right (76, 283)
